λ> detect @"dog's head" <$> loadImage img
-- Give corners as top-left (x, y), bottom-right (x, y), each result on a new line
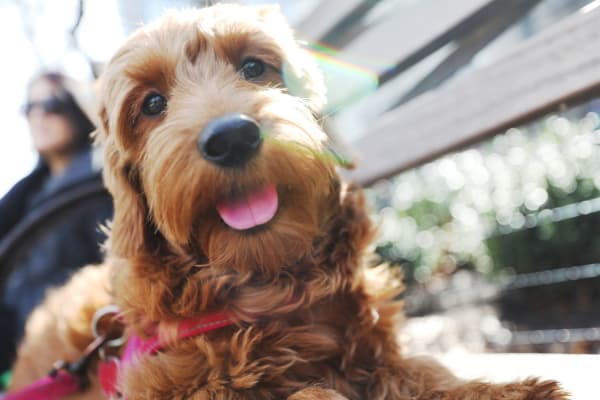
top-left (97, 5), bottom-right (368, 320)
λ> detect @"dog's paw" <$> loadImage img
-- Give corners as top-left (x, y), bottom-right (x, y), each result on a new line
top-left (430, 377), bottom-right (570, 400)
top-left (287, 387), bottom-right (348, 400)
top-left (521, 378), bottom-right (570, 400)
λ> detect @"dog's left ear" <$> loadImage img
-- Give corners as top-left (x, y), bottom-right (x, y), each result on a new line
top-left (255, 5), bottom-right (327, 113)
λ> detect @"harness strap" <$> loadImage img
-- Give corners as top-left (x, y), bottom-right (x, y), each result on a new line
top-left (98, 358), bottom-right (120, 398)
top-left (4, 334), bottom-right (109, 400)
top-left (5, 309), bottom-right (233, 400)
top-left (3, 371), bottom-right (80, 400)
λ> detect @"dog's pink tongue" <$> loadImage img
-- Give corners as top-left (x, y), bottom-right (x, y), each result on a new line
top-left (217, 184), bottom-right (278, 230)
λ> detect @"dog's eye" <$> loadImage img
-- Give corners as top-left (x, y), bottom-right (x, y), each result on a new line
top-left (240, 58), bottom-right (265, 81)
top-left (142, 93), bottom-right (167, 116)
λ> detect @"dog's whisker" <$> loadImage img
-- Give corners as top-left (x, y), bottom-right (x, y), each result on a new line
top-left (262, 133), bottom-right (351, 168)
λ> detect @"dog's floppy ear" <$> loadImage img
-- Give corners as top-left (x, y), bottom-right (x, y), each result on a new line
top-left (98, 104), bottom-right (149, 258)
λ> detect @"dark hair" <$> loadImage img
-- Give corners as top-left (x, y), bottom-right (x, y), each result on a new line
top-left (27, 72), bottom-right (95, 151)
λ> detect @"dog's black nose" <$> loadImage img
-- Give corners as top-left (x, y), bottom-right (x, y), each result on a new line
top-left (199, 114), bottom-right (262, 168)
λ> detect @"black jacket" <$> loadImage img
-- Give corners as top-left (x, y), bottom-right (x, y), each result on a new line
top-left (0, 150), bottom-right (113, 371)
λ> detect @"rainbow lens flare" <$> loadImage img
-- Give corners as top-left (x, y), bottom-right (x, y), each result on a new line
top-left (283, 42), bottom-right (381, 114)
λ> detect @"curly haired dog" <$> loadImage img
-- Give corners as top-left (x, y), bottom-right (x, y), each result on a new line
top-left (10, 4), bottom-right (569, 400)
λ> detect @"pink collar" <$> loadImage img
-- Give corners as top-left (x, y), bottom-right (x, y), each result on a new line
top-left (123, 310), bottom-right (233, 359)
top-left (99, 310), bottom-right (234, 398)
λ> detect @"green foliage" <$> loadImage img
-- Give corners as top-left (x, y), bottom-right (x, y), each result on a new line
top-left (369, 108), bottom-right (600, 282)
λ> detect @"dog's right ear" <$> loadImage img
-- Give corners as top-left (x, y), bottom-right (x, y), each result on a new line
top-left (98, 104), bottom-right (149, 258)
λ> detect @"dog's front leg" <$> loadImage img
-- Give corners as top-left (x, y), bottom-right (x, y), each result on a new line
top-left (287, 387), bottom-right (349, 400)
top-left (367, 356), bottom-right (569, 400)
top-left (419, 378), bottom-right (568, 400)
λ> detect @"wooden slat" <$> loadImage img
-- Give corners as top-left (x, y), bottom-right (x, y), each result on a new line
top-left (393, 0), bottom-right (543, 105)
top-left (294, 0), bottom-right (365, 41)
top-left (319, 1), bottom-right (385, 48)
top-left (346, 5), bottom-right (600, 185)
top-left (377, 0), bottom-right (541, 85)
top-left (334, 0), bottom-right (495, 74)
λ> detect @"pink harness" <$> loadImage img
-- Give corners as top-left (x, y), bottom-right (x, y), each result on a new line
top-left (4, 309), bottom-right (233, 400)
top-left (2, 372), bottom-right (80, 400)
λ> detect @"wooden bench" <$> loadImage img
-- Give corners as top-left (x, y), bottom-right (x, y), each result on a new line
top-left (295, 2), bottom-right (600, 396)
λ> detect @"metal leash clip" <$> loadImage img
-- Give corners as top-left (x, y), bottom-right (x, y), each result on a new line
top-left (91, 305), bottom-right (126, 361)
top-left (92, 305), bottom-right (126, 399)
top-left (47, 305), bottom-right (125, 390)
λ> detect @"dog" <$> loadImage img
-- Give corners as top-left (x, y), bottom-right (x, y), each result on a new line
top-left (10, 4), bottom-right (569, 399)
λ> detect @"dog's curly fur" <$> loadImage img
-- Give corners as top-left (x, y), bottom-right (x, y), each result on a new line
top-left (10, 4), bottom-right (569, 400)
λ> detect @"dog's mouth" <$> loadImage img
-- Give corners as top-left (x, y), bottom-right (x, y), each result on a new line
top-left (216, 184), bottom-right (279, 230)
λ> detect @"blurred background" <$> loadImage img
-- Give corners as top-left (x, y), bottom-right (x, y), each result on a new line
top-left (1, 0), bottom-right (599, 356)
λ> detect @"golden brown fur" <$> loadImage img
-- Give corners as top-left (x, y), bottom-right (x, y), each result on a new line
top-left (10, 264), bottom-right (111, 399)
top-left (11, 4), bottom-right (569, 399)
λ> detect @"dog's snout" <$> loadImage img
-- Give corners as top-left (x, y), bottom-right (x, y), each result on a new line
top-left (199, 114), bottom-right (262, 168)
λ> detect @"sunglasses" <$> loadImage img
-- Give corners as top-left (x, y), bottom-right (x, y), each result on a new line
top-left (22, 97), bottom-right (68, 116)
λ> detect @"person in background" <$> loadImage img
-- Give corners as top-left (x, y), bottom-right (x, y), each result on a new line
top-left (0, 72), bottom-right (113, 375)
